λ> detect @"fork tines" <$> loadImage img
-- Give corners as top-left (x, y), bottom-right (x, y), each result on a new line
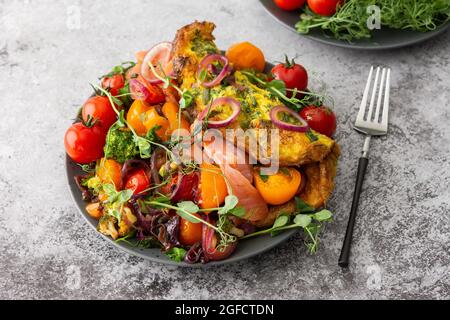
top-left (355, 66), bottom-right (391, 136)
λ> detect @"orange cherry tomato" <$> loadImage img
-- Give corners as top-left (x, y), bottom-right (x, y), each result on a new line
top-left (179, 216), bottom-right (203, 246)
top-left (97, 158), bottom-right (123, 190)
top-left (226, 42), bottom-right (266, 72)
top-left (253, 167), bottom-right (301, 205)
top-left (198, 163), bottom-right (228, 210)
top-left (126, 100), bottom-right (152, 136)
top-left (143, 108), bottom-right (171, 141)
top-left (162, 101), bottom-right (190, 134)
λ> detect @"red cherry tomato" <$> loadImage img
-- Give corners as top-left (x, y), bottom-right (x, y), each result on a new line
top-left (300, 105), bottom-right (337, 137)
top-left (307, 0), bottom-right (344, 16)
top-left (137, 75), bottom-right (166, 105)
top-left (273, 0), bottom-right (306, 11)
top-left (271, 57), bottom-right (308, 97)
top-left (64, 122), bottom-right (106, 164)
top-left (81, 96), bottom-right (117, 131)
top-left (124, 169), bottom-right (151, 195)
top-left (101, 74), bottom-right (125, 96)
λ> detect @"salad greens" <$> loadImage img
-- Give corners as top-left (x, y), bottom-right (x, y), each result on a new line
top-left (296, 0), bottom-right (450, 42)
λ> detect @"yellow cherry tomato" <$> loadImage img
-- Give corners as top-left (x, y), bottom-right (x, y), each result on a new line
top-left (143, 108), bottom-right (170, 142)
top-left (126, 100), bottom-right (152, 136)
top-left (226, 42), bottom-right (266, 72)
top-left (253, 167), bottom-right (301, 205)
top-left (97, 158), bottom-right (123, 190)
top-left (199, 163), bottom-right (228, 210)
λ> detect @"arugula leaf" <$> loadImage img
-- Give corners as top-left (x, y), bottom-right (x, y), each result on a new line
top-left (166, 247), bottom-right (187, 262)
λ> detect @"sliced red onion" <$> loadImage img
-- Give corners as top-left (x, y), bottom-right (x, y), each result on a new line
top-left (197, 54), bottom-right (231, 88)
top-left (197, 97), bottom-right (241, 128)
top-left (270, 105), bottom-right (309, 132)
top-left (129, 79), bottom-right (150, 101)
top-left (202, 218), bottom-right (236, 261)
top-left (141, 42), bottom-right (174, 84)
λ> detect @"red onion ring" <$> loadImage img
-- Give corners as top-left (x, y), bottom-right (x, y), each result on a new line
top-left (197, 54), bottom-right (231, 88)
top-left (270, 105), bottom-right (309, 132)
top-left (141, 42), bottom-right (175, 84)
top-left (197, 97), bottom-right (241, 128)
top-left (129, 79), bottom-right (150, 102)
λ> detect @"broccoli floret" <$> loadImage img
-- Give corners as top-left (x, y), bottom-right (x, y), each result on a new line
top-left (104, 125), bottom-right (137, 163)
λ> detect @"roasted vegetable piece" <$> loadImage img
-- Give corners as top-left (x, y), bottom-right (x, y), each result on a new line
top-left (97, 158), bottom-right (123, 190)
top-left (179, 215), bottom-right (203, 246)
top-left (226, 41), bottom-right (266, 72)
top-left (198, 163), bottom-right (228, 210)
top-left (86, 202), bottom-right (103, 220)
top-left (253, 167), bottom-right (302, 205)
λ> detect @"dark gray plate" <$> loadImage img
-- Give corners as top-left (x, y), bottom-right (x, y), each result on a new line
top-left (66, 60), bottom-right (298, 267)
top-left (260, 0), bottom-right (450, 50)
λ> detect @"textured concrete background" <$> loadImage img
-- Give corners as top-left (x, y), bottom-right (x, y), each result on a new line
top-left (0, 0), bottom-right (449, 300)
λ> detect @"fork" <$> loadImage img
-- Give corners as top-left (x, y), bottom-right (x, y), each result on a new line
top-left (338, 66), bottom-right (391, 268)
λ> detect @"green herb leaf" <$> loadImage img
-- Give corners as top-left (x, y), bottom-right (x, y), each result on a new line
top-left (273, 214), bottom-right (290, 229)
top-left (305, 129), bottom-right (319, 142)
top-left (314, 209), bottom-right (333, 222)
top-left (259, 172), bottom-right (269, 183)
top-left (134, 136), bottom-right (152, 159)
top-left (117, 110), bottom-right (126, 127)
top-left (177, 201), bottom-right (200, 214)
top-left (229, 207), bottom-right (246, 218)
top-left (218, 195), bottom-right (239, 215)
top-left (180, 90), bottom-right (194, 109)
top-left (295, 197), bottom-right (316, 214)
top-left (166, 247), bottom-right (187, 262)
top-left (293, 214), bottom-right (312, 228)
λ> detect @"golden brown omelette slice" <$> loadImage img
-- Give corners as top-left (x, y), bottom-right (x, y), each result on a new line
top-left (171, 21), bottom-right (335, 166)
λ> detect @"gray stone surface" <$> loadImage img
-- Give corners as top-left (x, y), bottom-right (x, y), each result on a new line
top-left (0, 0), bottom-right (449, 300)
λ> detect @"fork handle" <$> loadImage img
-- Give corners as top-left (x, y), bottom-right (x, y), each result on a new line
top-left (338, 157), bottom-right (369, 268)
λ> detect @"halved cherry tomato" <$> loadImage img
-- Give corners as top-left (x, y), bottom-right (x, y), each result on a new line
top-left (226, 42), bottom-right (265, 72)
top-left (307, 0), bottom-right (344, 16)
top-left (162, 101), bottom-right (190, 134)
top-left (81, 96), bottom-right (117, 131)
top-left (97, 158), bottom-right (123, 190)
top-left (64, 122), bottom-right (106, 164)
top-left (101, 74), bottom-right (125, 96)
top-left (143, 108), bottom-right (171, 141)
top-left (198, 163), bottom-right (228, 210)
top-left (253, 167), bottom-right (302, 205)
top-left (271, 56), bottom-right (308, 97)
top-left (274, 0), bottom-right (306, 11)
top-left (137, 75), bottom-right (166, 105)
top-left (300, 105), bottom-right (336, 137)
top-left (179, 216), bottom-right (203, 246)
top-left (124, 168), bottom-right (151, 195)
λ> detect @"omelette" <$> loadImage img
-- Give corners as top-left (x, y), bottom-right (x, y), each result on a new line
top-left (171, 21), bottom-right (340, 218)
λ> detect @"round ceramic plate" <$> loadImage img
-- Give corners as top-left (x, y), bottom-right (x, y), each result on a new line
top-left (66, 60), bottom-right (298, 267)
top-left (260, 0), bottom-right (450, 50)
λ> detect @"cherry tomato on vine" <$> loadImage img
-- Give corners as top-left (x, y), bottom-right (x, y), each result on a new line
top-left (273, 0), bottom-right (306, 11)
top-left (81, 96), bottom-right (117, 131)
top-left (101, 74), bottom-right (125, 96)
top-left (64, 122), bottom-right (106, 164)
top-left (271, 56), bottom-right (308, 97)
top-left (307, 0), bottom-right (344, 16)
top-left (300, 105), bottom-right (337, 137)
top-left (124, 169), bottom-right (151, 195)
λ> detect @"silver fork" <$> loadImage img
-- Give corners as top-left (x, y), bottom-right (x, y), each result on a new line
top-left (338, 66), bottom-right (391, 268)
